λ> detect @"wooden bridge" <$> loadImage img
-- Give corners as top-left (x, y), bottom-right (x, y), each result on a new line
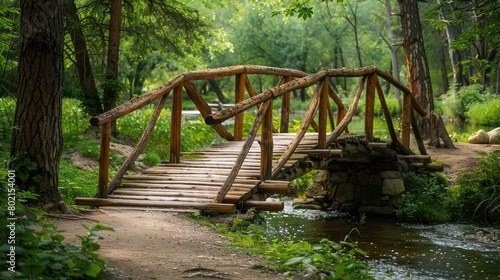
top-left (75, 65), bottom-right (443, 213)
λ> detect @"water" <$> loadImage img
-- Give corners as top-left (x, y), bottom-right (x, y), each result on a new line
top-left (264, 200), bottom-right (500, 279)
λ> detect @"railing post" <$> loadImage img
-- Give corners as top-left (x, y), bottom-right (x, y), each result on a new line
top-left (280, 76), bottom-right (292, 133)
top-left (401, 91), bottom-right (412, 149)
top-left (318, 78), bottom-right (329, 149)
top-left (97, 123), bottom-right (111, 198)
top-left (365, 73), bottom-right (377, 142)
top-left (170, 84), bottom-right (183, 163)
top-left (234, 73), bottom-right (246, 140)
top-left (261, 98), bottom-right (273, 181)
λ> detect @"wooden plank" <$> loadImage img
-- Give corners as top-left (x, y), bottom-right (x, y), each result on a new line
top-left (74, 198), bottom-right (236, 214)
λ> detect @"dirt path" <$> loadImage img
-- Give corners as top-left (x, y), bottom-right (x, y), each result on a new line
top-left (55, 142), bottom-right (498, 280)
top-left (56, 210), bottom-right (283, 280)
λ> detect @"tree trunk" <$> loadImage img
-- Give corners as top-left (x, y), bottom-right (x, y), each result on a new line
top-left (11, 0), bottom-right (69, 213)
top-left (437, 0), bottom-right (468, 87)
top-left (384, 0), bottom-right (402, 109)
top-left (208, 79), bottom-right (229, 104)
top-left (103, 0), bottom-right (122, 135)
top-left (397, 0), bottom-right (433, 138)
top-left (435, 30), bottom-right (450, 93)
top-left (65, 0), bottom-right (103, 116)
top-left (397, 0), bottom-right (454, 148)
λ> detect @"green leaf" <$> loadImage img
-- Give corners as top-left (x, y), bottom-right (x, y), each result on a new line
top-left (284, 256), bottom-right (305, 266)
top-left (84, 262), bottom-right (102, 277)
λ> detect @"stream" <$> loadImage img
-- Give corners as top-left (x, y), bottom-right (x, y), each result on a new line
top-left (264, 201), bottom-right (500, 279)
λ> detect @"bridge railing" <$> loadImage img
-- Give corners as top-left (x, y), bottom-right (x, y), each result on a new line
top-left (91, 65), bottom-right (321, 197)
top-left (207, 66), bottom-right (428, 202)
top-left (90, 65), bottom-right (427, 201)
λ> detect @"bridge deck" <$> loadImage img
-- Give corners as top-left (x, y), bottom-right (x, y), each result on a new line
top-left (75, 133), bottom-right (324, 213)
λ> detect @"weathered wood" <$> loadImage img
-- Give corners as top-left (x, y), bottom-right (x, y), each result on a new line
top-left (170, 85), bottom-right (183, 163)
top-left (239, 200), bottom-right (284, 212)
top-left (213, 99), bottom-right (272, 203)
top-left (401, 91), bottom-right (412, 149)
top-left (280, 76), bottom-right (292, 133)
top-left (365, 73), bottom-right (376, 142)
top-left (318, 78), bottom-right (329, 149)
top-left (261, 98), bottom-right (273, 181)
top-left (326, 76), bottom-right (367, 146)
top-left (374, 77), bottom-right (400, 145)
top-left (257, 181), bottom-right (296, 195)
top-left (375, 68), bottom-right (426, 117)
top-left (432, 111), bottom-right (456, 149)
top-left (74, 198), bottom-right (236, 214)
top-left (184, 81), bottom-right (233, 141)
top-left (90, 75), bottom-right (184, 126)
top-left (97, 123), bottom-right (111, 198)
top-left (327, 86), bottom-right (347, 132)
top-left (412, 110), bottom-right (427, 155)
top-left (234, 73), bottom-right (246, 140)
top-left (107, 93), bottom-right (169, 194)
top-left (205, 70), bottom-right (329, 125)
top-left (398, 155), bottom-right (431, 163)
top-left (272, 81), bottom-right (322, 177)
top-left (295, 149), bottom-right (343, 157)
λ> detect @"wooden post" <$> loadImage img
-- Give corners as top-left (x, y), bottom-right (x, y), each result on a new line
top-left (261, 98), bottom-right (273, 181)
top-left (365, 73), bottom-right (376, 142)
top-left (97, 123), bottom-right (111, 198)
top-left (280, 76), bottom-right (292, 133)
top-left (318, 78), bottom-right (329, 149)
top-left (170, 84), bottom-right (183, 163)
top-left (401, 92), bottom-right (412, 149)
top-left (234, 73), bottom-right (246, 140)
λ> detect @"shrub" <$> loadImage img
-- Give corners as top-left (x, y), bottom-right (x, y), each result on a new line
top-left (436, 84), bottom-right (493, 122)
top-left (0, 188), bottom-right (113, 279)
top-left (396, 173), bottom-right (450, 223)
top-left (449, 150), bottom-right (500, 224)
top-left (466, 96), bottom-right (500, 127)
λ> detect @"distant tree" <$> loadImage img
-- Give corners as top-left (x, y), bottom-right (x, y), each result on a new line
top-left (11, 0), bottom-right (70, 212)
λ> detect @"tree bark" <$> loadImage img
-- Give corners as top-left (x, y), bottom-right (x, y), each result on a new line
top-left (103, 0), bottom-right (122, 135)
top-left (384, 0), bottom-right (402, 109)
top-left (397, 0), bottom-right (433, 138)
top-left (65, 0), bottom-right (103, 116)
top-left (11, 0), bottom-right (69, 212)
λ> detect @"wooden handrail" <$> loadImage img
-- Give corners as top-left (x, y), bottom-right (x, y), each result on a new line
top-left (91, 64), bottom-right (432, 204)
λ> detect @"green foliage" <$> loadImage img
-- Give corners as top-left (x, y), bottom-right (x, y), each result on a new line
top-left (59, 157), bottom-right (99, 204)
top-left (8, 153), bottom-right (42, 193)
top-left (396, 173), bottom-right (450, 223)
top-left (292, 171), bottom-right (318, 196)
top-left (62, 99), bottom-right (91, 138)
top-left (466, 96), bottom-right (500, 127)
top-left (190, 212), bottom-right (372, 279)
top-left (0, 97), bottom-right (15, 154)
top-left (448, 151), bottom-right (500, 224)
top-left (0, 190), bottom-right (113, 279)
top-left (143, 152), bottom-right (161, 166)
top-left (436, 84), bottom-right (495, 123)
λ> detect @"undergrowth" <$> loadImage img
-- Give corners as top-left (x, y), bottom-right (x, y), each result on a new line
top-left (190, 212), bottom-right (373, 279)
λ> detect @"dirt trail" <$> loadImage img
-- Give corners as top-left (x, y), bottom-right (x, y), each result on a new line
top-left (56, 142), bottom-right (498, 280)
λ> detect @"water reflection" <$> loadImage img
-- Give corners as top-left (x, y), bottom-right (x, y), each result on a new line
top-left (264, 201), bottom-right (500, 279)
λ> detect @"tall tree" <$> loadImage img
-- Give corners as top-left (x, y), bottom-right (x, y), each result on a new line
top-left (65, 0), bottom-right (103, 116)
top-left (11, 0), bottom-right (69, 212)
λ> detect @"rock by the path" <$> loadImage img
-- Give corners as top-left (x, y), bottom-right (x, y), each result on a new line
top-left (468, 129), bottom-right (490, 144)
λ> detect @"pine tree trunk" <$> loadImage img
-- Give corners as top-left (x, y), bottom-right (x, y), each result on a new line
top-left (65, 0), bottom-right (103, 116)
top-left (397, 0), bottom-right (433, 138)
top-left (12, 0), bottom-right (69, 212)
